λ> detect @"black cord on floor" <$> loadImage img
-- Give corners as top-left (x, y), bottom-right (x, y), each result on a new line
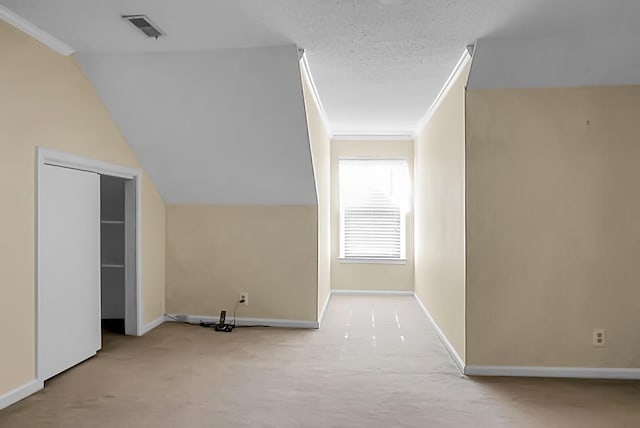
top-left (168, 301), bottom-right (273, 330)
top-left (232, 300), bottom-right (241, 327)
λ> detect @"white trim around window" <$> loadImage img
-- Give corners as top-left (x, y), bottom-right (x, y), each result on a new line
top-left (338, 157), bottom-right (410, 263)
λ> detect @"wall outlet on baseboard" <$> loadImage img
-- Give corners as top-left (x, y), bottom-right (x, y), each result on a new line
top-left (593, 329), bottom-right (606, 347)
top-left (239, 292), bottom-right (248, 305)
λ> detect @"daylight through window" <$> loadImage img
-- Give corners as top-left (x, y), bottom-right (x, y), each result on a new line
top-left (339, 158), bottom-right (410, 261)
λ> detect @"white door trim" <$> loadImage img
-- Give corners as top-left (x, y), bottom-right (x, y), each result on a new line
top-left (36, 147), bottom-right (143, 383)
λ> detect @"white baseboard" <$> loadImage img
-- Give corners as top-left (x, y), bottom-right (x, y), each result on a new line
top-left (464, 365), bottom-right (640, 380)
top-left (318, 292), bottom-right (332, 327)
top-left (331, 290), bottom-right (414, 296)
top-left (0, 379), bottom-right (44, 411)
top-left (138, 315), bottom-right (166, 336)
top-left (165, 314), bottom-right (318, 329)
top-left (413, 293), bottom-right (465, 374)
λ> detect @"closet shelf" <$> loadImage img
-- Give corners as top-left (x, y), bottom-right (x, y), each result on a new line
top-left (101, 220), bottom-right (124, 224)
top-left (101, 264), bottom-right (124, 268)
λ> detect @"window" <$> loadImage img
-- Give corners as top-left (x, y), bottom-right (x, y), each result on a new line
top-left (339, 158), bottom-right (410, 262)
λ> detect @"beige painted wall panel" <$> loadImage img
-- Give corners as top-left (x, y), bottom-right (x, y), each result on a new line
top-left (0, 21), bottom-right (165, 395)
top-left (466, 86), bottom-right (640, 368)
top-left (166, 205), bottom-right (318, 322)
top-left (331, 139), bottom-right (414, 291)
top-left (301, 66), bottom-right (331, 318)
top-left (414, 60), bottom-right (470, 361)
top-left (141, 175), bottom-right (166, 324)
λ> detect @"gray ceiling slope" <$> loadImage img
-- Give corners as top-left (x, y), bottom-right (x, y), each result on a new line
top-left (469, 36), bottom-right (640, 90)
top-left (6, 1), bottom-right (640, 133)
top-left (78, 45), bottom-right (317, 205)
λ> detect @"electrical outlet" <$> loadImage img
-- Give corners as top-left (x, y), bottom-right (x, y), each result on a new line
top-left (239, 292), bottom-right (248, 306)
top-left (593, 329), bottom-right (606, 347)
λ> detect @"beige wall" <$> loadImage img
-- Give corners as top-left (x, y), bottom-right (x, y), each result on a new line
top-left (414, 60), bottom-right (470, 361)
top-left (331, 139), bottom-right (414, 291)
top-left (466, 86), bottom-right (640, 368)
top-left (166, 205), bottom-right (318, 322)
top-left (0, 21), bottom-right (166, 396)
top-left (301, 66), bottom-right (331, 318)
top-left (141, 175), bottom-right (166, 324)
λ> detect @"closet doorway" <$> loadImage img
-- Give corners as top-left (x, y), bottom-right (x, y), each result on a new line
top-left (100, 175), bottom-right (136, 335)
top-left (36, 148), bottom-right (142, 382)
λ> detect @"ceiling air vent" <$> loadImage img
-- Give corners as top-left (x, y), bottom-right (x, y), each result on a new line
top-left (122, 15), bottom-right (164, 39)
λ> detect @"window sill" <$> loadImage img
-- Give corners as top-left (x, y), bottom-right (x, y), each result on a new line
top-left (339, 258), bottom-right (407, 265)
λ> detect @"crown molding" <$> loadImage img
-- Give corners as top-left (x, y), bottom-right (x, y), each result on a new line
top-left (414, 48), bottom-right (471, 133)
top-left (331, 133), bottom-right (415, 142)
top-left (299, 50), bottom-right (332, 134)
top-left (331, 290), bottom-right (414, 295)
top-left (0, 5), bottom-right (74, 55)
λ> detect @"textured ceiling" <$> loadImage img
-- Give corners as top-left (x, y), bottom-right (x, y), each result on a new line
top-left (3, 0), bottom-right (640, 133)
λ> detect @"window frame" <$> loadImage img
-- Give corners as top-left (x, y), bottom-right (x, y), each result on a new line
top-left (338, 157), bottom-right (409, 264)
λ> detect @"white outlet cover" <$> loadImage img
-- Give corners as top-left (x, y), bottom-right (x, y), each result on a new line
top-left (240, 292), bottom-right (248, 305)
top-left (593, 329), bottom-right (606, 347)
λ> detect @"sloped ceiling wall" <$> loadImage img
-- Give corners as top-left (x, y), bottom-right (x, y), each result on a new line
top-left (469, 36), bottom-right (640, 90)
top-left (77, 44), bottom-right (317, 205)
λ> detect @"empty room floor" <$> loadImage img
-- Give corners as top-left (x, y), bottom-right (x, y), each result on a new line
top-left (1, 295), bottom-right (640, 427)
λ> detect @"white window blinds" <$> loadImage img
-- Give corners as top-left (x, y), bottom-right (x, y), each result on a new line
top-left (339, 159), bottom-right (410, 261)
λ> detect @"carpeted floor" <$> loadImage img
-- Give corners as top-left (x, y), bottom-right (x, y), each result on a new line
top-left (1, 295), bottom-right (640, 427)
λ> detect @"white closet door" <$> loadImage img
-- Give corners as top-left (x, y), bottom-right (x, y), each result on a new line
top-left (39, 164), bottom-right (101, 381)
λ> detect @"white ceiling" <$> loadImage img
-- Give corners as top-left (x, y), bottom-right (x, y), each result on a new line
top-left (469, 36), bottom-right (640, 90)
top-left (78, 45), bottom-right (317, 205)
top-left (3, 0), bottom-right (640, 133)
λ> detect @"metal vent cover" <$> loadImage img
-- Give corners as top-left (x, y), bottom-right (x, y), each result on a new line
top-left (122, 15), bottom-right (164, 39)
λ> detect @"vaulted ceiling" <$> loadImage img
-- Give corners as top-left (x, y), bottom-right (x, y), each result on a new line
top-left (77, 45), bottom-right (317, 205)
top-left (4, 1), bottom-right (640, 205)
top-left (4, 0), bottom-right (640, 134)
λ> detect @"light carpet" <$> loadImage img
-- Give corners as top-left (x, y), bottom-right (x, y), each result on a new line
top-left (1, 295), bottom-right (639, 427)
